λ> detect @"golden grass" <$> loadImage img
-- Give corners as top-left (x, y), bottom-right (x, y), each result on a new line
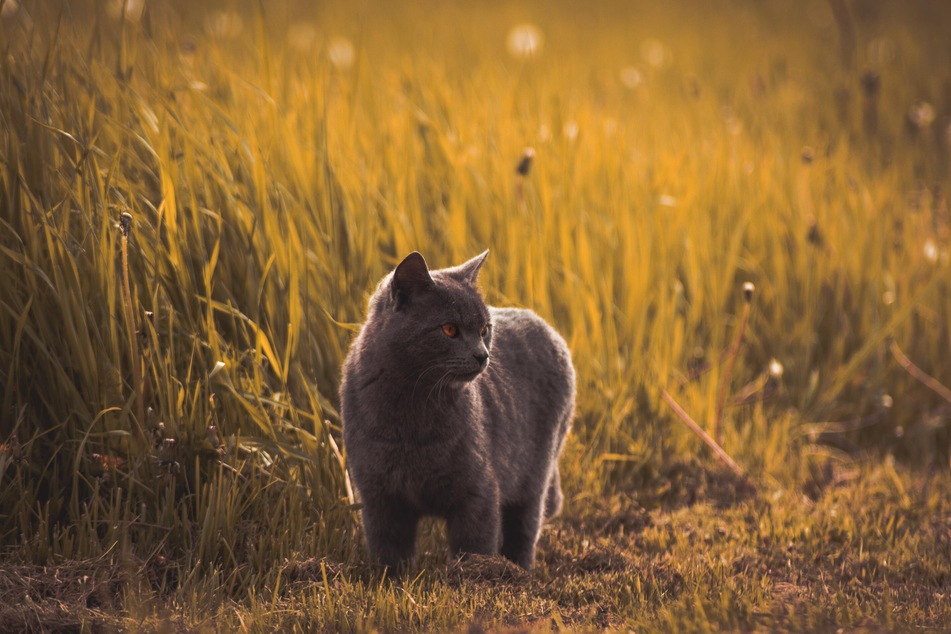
top-left (0, 0), bottom-right (949, 630)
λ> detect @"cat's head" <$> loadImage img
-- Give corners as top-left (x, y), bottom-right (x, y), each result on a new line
top-left (368, 251), bottom-right (492, 384)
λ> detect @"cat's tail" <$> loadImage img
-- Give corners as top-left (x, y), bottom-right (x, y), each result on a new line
top-left (544, 464), bottom-right (563, 520)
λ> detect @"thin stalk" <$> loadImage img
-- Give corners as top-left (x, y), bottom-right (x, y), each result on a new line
top-left (119, 212), bottom-right (146, 449)
top-left (713, 283), bottom-right (754, 442)
top-left (890, 339), bottom-right (951, 405)
top-left (661, 389), bottom-right (748, 480)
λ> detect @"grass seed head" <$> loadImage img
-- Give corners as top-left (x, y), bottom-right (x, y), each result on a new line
top-left (207, 425), bottom-right (222, 451)
top-left (516, 147), bottom-right (535, 176)
top-left (118, 211), bottom-right (133, 237)
top-left (742, 282), bottom-right (755, 302)
top-left (860, 68), bottom-right (880, 97)
top-left (806, 215), bottom-right (824, 246)
top-left (157, 438), bottom-right (177, 464)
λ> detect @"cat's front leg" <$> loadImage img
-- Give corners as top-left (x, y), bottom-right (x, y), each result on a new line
top-left (500, 497), bottom-right (544, 570)
top-left (446, 483), bottom-right (501, 560)
top-left (361, 495), bottom-right (420, 572)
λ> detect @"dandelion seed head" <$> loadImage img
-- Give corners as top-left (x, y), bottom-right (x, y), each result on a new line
top-left (769, 359), bottom-right (784, 378)
top-left (881, 394), bottom-right (894, 409)
top-left (882, 290), bottom-right (895, 305)
top-left (328, 36), bottom-right (355, 70)
top-left (619, 66), bottom-right (643, 89)
top-left (507, 24), bottom-right (543, 60)
top-left (641, 38), bottom-right (669, 69)
top-left (907, 101), bottom-right (935, 129)
top-left (923, 238), bottom-right (939, 263)
top-left (209, 360), bottom-right (227, 379)
top-left (563, 121), bottom-right (579, 141)
top-left (658, 194), bottom-right (678, 207)
top-left (743, 282), bottom-right (755, 302)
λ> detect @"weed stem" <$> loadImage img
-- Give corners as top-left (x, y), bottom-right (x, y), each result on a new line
top-left (889, 339), bottom-right (951, 405)
top-left (119, 212), bottom-right (147, 449)
top-left (713, 284), bottom-right (753, 442)
top-left (661, 389), bottom-right (747, 480)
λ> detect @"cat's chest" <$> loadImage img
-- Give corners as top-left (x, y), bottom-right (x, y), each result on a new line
top-left (379, 436), bottom-right (486, 511)
top-left (385, 437), bottom-right (462, 481)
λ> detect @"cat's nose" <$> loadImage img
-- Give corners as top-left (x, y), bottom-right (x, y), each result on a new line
top-left (473, 349), bottom-right (489, 368)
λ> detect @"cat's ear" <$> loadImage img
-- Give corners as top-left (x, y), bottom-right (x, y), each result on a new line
top-left (447, 250), bottom-right (489, 286)
top-left (391, 251), bottom-right (435, 305)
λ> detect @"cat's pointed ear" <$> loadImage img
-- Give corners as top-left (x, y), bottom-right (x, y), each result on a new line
top-left (391, 251), bottom-right (435, 305)
top-left (448, 250), bottom-right (489, 286)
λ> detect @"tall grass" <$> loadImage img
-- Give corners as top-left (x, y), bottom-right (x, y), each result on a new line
top-left (0, 0), bottom-right (949, 617)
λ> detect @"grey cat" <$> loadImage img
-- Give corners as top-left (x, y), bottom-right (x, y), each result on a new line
top-left (340, 251), bottom-right (575, 571)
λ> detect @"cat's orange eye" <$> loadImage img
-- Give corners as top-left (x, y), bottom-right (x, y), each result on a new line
top-left (480, 325), bottom-right (490, 337)
top-left (442, 323), bottom-right (458, 338)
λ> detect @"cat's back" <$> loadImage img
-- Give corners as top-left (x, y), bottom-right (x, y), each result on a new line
top-left (486, 307), bottom-right (575, 410)
top-left (477, 307), bottom-right (574, 503)
top-left (490, 307), bottom-right (572, 360)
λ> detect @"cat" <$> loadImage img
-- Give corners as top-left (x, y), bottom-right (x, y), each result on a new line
top-left (340, 250), bottom-right (575, 571)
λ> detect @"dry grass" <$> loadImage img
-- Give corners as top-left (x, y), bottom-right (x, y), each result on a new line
top-left (1, 0), bottom-right (950, 630)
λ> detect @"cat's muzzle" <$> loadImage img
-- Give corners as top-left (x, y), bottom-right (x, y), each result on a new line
top-left (454, 355), bottom-right (489, 382)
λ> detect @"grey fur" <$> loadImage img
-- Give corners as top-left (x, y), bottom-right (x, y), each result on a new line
top-left (340, 251), bottom-right (575, 571)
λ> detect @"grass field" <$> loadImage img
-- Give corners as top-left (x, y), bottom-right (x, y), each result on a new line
top-left (1, 0), bottom-right (950, 630)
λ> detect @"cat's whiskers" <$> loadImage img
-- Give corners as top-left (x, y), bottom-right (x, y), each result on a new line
top-left (411, 362), bottom-right (450, 402)
top-left (426, 369), bottom-right (456, 404)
